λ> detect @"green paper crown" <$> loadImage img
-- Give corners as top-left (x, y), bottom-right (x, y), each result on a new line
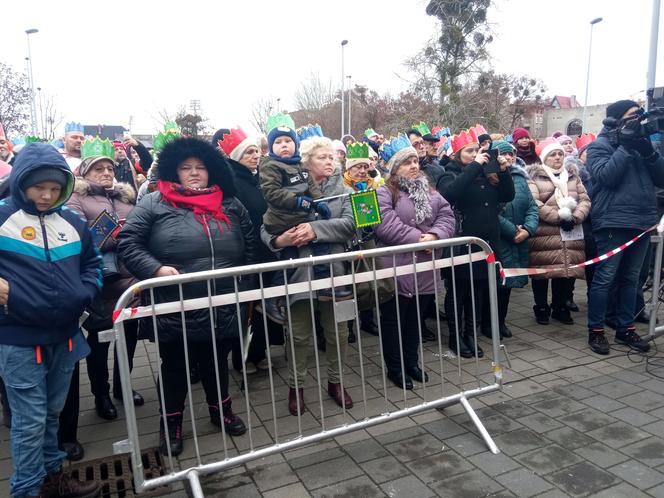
top-left (364, 128), bottom-right (378, 138)
top-left (346, 142), bottom-right (369, 160)
top-left (412, 121), bottom-right (431, 136)
top-left (81, 137), bottom-right (114, 161)
top-left (154, 122), bottom-right (181, 153)
top-left (266, 113), bottom-right (295, 133)
top-left (24, 136), bottom-right (42, 144)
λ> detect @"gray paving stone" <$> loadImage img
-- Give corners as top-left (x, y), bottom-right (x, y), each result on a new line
top-left (587, 421), bottom-right (652, 448)
top-left (493, 428), bottom-right (549, 456)
top-left (582, 394), bottom-right (626, 412)
top-left (586, 482), bottom-right (652, 498)
top-left (573, 442), bottom-right (631, 468)
top-left (620, 437), bottom-right (664, 467)
top-left (544, 426), bottom-right (596, 450)
top-left (251, 462), bottom-right (299, 492)
top-left (467, 451), bottom-right (522, 477)
top-left (385, 433), bottom-right (444, 463)
top-left (311, 475), bottom-right (385, 498)
top-left (548, 461), bottom-right (621, 497)
top-left (374, 425), bottom-right (428, 446)
top-left (490, 400), bottom-right (538, 419)
top-left (421, 418), bottom-right (467, 441)
top-left (515, 444), bottom-right (584, 475)
top-left (553, 384), bottom-right (598, 401)
top-left (646, 481), bottom-right (664, 497)
top-left (618, 390), bottom-right (664, 412)
top-left (608, 460), bottom-right (664, 489)
top-left (590, 379), bottom-right (642, 399)
top-left (444, 432), bottom-right (490, 457)
top-left (344, 437), bottom-right (389, 463)
top-left (263, 483), bottom-right (311, 498)
top-left (286, 446), bottom-right (344, 470)
top-left (518, 390), bottom-right (564, 405)
top-left (406, 450), bottom-right (476, 484)
top-left (428, 469), bottom-right (505, 497)
top-left (516, 412), bottom-right (564, 432)
top-left (495, 468), bottom-right (554, 497)
top-left (610, 406), bottom-right (659, 426)
top-left (359, 455), bottom-right (409, 484)
top-left (643, 419), bottom-right (664, 438)
top-left (380, 475), bottom-right (435, 498)
top-left (296, 455), bottom-right (364, 490)
top-left (558, 407), bottom-right (618, 432)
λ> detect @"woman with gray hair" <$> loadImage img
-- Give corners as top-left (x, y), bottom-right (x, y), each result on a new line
top-left (374, 137), bottom-right (455, 389)
top-left (261, 136), bottom-right (356, 416)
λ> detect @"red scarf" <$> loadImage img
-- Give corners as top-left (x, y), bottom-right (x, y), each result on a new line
top-left (157, 180), bottom-right (231, 234)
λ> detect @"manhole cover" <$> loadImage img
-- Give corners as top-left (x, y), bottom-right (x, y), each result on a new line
top-left (65, 447), bottom-right (171, 497)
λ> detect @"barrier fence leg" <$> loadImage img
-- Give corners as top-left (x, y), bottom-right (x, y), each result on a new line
top-left (460, 396), bottom-right (499, 454)
top-left (187, 470), bottom-right (205, 498)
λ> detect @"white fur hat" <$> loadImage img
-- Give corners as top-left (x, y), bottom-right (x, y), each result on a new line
top-left (539, 141), bottom-right (565, 164)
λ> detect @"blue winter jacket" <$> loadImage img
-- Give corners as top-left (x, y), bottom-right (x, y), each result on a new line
top-left (587, 127), bottom-right (664, 232)
top-left (0, 143), bottom-right (102, 346)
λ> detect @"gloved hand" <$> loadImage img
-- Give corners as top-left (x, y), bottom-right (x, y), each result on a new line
top-left (632, 138), bottom-right (656, 158)
top-left (314, 201), bottom-right (331, 219)
top-left (560, 219), bottom-right (575, 232)
top-left (619, 119), bottom-right (643, 150)
top-left (354, 181), bottom-right (368, 191)
top-left (296, 196), bottom-right (314, 212)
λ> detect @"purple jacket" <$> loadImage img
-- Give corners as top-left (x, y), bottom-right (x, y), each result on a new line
top-left (374, 185), bottom-right (455, 297)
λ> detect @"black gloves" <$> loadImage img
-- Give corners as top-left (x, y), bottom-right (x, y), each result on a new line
top-left (560, 219), bottom-right (575, 232)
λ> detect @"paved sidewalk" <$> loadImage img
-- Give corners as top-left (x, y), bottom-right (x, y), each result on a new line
top-left (3, 283), bottom-right (664, 497)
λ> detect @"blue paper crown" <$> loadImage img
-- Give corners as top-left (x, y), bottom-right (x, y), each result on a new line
top-left (434, 127), bottom-right (451, 139)
top-left (379, 133), bottom-right (412, 163)
top-left (297, 124), bottom-right (323, 141)
top-left (65, 122), bottom-right (84, 133)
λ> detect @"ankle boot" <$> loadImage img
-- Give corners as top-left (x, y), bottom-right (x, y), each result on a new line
top-left (533, 304), bottom-right (551, 325)
top-left (40, 468), bottom-right (101, 498)
top-left (158, 412), bottom-right (183, 456)
top-left (327, 382), bottom-right (353, 409)
top-left (448, 334), bottom-right (473, 358)
top-left (209, 397), bottom-right (246, 436)
top-left (551, 304), bottom-right (574, 325)
top-left (288, 387), bottom-right (306, 416)
top-left (463, 332), bottom-right (484, 358)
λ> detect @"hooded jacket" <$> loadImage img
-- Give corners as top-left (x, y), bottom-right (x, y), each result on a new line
top-left (0, 143), bottom-right (103, 346)
top-left (117, 139), bottom-right (255, 343)
top-left (586, 127), bottom-right (664, 232)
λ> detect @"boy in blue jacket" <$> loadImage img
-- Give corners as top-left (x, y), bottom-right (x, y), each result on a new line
top-left (0, 143), bottom-right (102, 498)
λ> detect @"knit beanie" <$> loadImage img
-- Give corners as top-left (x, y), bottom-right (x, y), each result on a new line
top-left (387, 146), bottom-right (418, 175)
top-left (21, 167), bottom-right (68, 190)
top-left (556, 135), bottom-right (573, 145)
top-left (539, 141), bottom-right (565, 164)
top-left (491, 140), bottom-right (514, 155)
top-left (332, 139), bottom-right (347, 154)
top-left (267, 126), bottom-right (299, 158)
top-left (77, 156), bottom-right (115, 178)
top-left (230, 137), bottom-right (258, 162)
top-left (606, 100), bottom-right (639, 120)
top-left (512, 128), bottom-right (531, 142)
top-left (477, 133), bottom-right (492, 145)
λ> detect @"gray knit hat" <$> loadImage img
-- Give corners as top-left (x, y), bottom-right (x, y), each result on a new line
top-left (77, 156), bottom-right (115, 178)
top-left (387, 146), bottom-right (418, 175)
top-left (21, 167), bottom-right (68, 190)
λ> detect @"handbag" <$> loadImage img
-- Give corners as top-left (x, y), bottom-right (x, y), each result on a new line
top-left (101, 251), bottom-right (121, 280)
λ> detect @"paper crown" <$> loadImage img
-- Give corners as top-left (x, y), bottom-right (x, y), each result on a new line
top-left (471, 124), bottom-right (487, 136)
top-left (65, 122), bottom-right (84, 134)
top-left (450, 125), bottom-right (488, 153)
top-left (12, 136), bottom-right (41, 145)
top-left (379, 133), bottom-right (412, 163)
top-left (266, 113), bottom-right (295, 133)
top-left (296, 124), bottom-right (323, 141)
top-left (217, 127), bottom-right (248, 156)
top-left (432, 126), bottom-right (451, 138)
top-left (411, 121), bottom-right (432, 136)
top-left (81, 137), bottom-right (115, 161)
top-left (0, 123), bottom-right (5, 138)
top-left (576, 133), bottom-right (596, 151)
top-left (364, 128), bottom-right (379, 139)
top-left (347, 142), bottom-right (370, 160)
top-left (153, 121), bottom-right (181, 153)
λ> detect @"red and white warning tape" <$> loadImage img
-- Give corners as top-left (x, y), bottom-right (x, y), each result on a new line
top-left (498, 222), bottom-right (662, 281)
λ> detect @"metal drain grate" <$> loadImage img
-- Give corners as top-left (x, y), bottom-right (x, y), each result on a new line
top-left (65, 448), bottom-right (171, 497)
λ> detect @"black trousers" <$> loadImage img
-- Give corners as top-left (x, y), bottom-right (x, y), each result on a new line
top-left (532, 278), bottom-right (573, 307)
top-left (86, 320), bottom-right (138, 398)
top-left (159, 338), bottom-right (232, 413)
top-left (379, 294), bottom-right (433, 375)
top-left (58, 362), bottom-right (79, 445)
top-left (445, 278), bottom-right (484, 337)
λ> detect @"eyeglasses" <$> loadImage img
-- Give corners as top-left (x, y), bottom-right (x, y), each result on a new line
top-left (412, 140), bottom-right (425, 148)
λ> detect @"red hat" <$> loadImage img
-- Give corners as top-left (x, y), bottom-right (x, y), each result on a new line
top-left (451, 129), bottom-right (479, 154)
top-left (217, 127), bottom-right (257, 162)
top-left (112, 140), bottom-right (126, 152)
top-left (575, 133), bottom-right (596, 154)
top-left (512, 128), bottom-right (531, 142)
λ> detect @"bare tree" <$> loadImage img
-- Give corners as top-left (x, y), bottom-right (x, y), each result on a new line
top-left (0, 62), bottom-right (31, 135)
top-left (293, 72), bottom-right (336, 121)
top-left (41, 93), bottom-right (63, 140)
top-left (251, 97), bottom-right (277, 134)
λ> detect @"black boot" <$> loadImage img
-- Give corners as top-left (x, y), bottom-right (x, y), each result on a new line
top-left (94, 395), bottom-right (117, 421)
top-left (209, 397), bottom-right (247, 436)
top-left (347, 322), bottom-right (357, 344)
top-left (40, 468), bottom-right (101, 498)
top-left (421, 319), bottom-right (436, 342)
top-left (448, 335), bottom-right (473, 358)
top-left (533, 305), bottom-right (551, 325)
top-left (551, 305), bottom-right (574, 325)
top-left (159, 413), bottom-right (183, 456)
top-left (463, 332), bottom-right (484, 358)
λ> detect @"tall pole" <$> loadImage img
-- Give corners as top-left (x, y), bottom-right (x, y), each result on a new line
top-left (25, 29), bottom-right (39, 136)
top-left (646, 0), bottom-right (661, 110)
top-left (341, 40), bottom-right (348, 138)
top-left (347, 75), bottom-right (352, 136)
top-left (582, 18), bottom-right (602, 132)
top-left (37, 87), bottom-right (45, 137)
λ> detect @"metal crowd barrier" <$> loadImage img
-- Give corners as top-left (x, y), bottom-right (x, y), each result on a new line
top-left (109, 236), bottom-right (505, 497)
top-left (646, 234), bottom-right (664, 341)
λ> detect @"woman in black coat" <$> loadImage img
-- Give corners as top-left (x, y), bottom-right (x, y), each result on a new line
top-left (437, 132), bottom-right (514, 358)
top-left (118, 138), bottom-right (255, 456)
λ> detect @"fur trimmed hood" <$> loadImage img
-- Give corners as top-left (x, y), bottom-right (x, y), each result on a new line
top-left (74, 177), bottom-right (136, 204)
top-left (526, 161), bottom-right (579, 180)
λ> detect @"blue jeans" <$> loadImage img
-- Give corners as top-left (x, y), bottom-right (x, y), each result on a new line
top-left (588, 228), bottom-right (650, 331)
top-left (0, 333), bottom-right (89, 498)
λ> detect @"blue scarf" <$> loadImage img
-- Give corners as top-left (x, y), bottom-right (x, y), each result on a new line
top-left (268, 151), bottom-right (301, 165)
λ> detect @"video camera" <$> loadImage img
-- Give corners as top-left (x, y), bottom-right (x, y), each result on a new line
top-left (625, 107), bottom-right (664, 138)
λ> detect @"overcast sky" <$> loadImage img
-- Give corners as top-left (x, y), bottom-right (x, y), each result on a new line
top-left (2, 0), bottom-right (662, 136)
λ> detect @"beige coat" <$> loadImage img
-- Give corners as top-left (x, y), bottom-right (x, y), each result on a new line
top-left (526, 163), bottom-right (591, 279)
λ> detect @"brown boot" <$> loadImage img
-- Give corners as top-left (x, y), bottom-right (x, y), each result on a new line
top-left (288, 387), bottom-right (305, 416)
top-left (41, 469), bottom-right (101, 498)
top-left (328, 382), bottom-right (353, 409)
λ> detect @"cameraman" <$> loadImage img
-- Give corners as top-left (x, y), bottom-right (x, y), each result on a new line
top-left (586, 99), bottom-right (664, 355)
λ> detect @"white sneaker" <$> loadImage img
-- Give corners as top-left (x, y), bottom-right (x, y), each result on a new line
top-left (256, 358), bottom-right (270, 371)
top-left (243, 362), bottom-right (258, 375)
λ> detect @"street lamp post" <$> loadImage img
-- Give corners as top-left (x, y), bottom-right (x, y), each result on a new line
top-left (347, 75), bottom-right (352, 136)
top-left (582, 17), bottom-right (602, 132)
top-left (646, 0), bottom-right (661, 110)
top-left (341, 40), bottom-right (348, 138)
top-left (25, 28), bottom-right (39, 136)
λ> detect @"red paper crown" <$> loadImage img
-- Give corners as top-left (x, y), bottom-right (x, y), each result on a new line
top-left (451, 129), bottom-right (479, 153)
top-left (576, 133), bottom-right (596, 151)
top-left (535, 137), bottom-right (557, 157)
top-left (470, 124), bottom-right (487, 137)
top-left (217, 127), bottom-right (248, 156)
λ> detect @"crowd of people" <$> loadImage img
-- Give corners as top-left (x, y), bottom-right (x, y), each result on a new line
top-left (0, 97), bottom-right (663, 498)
